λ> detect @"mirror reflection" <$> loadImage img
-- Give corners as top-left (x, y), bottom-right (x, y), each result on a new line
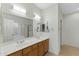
top-left (0, 3), bottom-right (49, 44)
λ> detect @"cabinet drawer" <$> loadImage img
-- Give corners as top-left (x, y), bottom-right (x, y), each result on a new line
top-left (23, 46), bottom-right (32, 56)
top-left (38, 41), bottom-right (44, 56)
top-left (32, 44), bottom-right (38, 56)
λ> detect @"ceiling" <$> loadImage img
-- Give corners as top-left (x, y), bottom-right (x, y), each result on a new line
top-left (60, 3), bottom-right (79, 15)
top-left (3, 3), bottom-right (79, 15)
top-left (35, 3), bottom-right (79, 15)
top-left (34, 3), bottom-right (55, 10)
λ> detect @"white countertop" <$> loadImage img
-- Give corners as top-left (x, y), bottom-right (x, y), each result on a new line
top-left (0, 33), bottom-right (49, 56)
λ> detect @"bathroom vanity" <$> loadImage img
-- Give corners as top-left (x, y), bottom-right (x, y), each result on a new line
top-left (0, 34), bottom-right (49, 56)
top-left (8, 39), bottom-right (49, 56)
top-left (0, 10), bottom-right (49, 56)
top-left (0, 3), bottom-right (50, 56)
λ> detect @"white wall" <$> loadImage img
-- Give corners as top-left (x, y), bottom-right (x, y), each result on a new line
top-left (42, 4), bottom-right (60, 55)
top-left (58, 6), bottom-right (64, 45)
top-left (0, 3), bottom-right (1, 8)
top-left (0, 3), bottom-right (4, 44)
top-left (62, 12), bottom-right (79, 48)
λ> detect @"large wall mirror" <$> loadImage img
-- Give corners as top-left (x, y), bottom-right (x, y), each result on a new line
top-left (1, 13), bottom-right (33, 43)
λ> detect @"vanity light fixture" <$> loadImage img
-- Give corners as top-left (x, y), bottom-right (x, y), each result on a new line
top-left (13, 5), bottom-right (26, 14)
top-left (34, 13), bottom-right (41, 21)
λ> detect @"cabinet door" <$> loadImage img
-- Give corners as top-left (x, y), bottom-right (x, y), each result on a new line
top-left (32, 44), bottom-right (38, 56)
top-left (23, 46), bottom-right (33, 56)
top-left (8, 50), bottom-right (22, 56)
top-left (43, 39), bottom-right (49, 54)
top-left (38, 41), bottom-right (44, 56)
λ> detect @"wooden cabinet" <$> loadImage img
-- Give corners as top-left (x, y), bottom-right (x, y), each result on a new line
top-left (23, 44), bottom-right (39, 56)
top-left (8, 50), bottom-right (22, 56)
top-left (43, 39), bottom-right (49, 54)
top-left (32, 44), bottom-right (38, 56)
top-left (23, 46), bottom-right (33, 56)
top-left (8, 39), bottom-right (49, 56)
top-left (38, 39), bottom-right (49, 56)
top-left (38, 41), bottom-right (44, 56)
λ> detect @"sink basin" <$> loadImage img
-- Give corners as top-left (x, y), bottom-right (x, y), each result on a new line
top-left (13, 35), bottom-right (27, 46)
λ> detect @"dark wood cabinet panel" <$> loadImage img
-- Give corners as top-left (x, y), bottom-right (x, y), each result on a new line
top-left (32, 44), bottom-right (39, 56)
top-left (23, 46), bottom-right (33, 56)
top-left (38, 41), bottom-right (44, 56)
top-left (43, 39), bottom-right (49, 54)
top-left (8, 50), bottom-right (22, 56)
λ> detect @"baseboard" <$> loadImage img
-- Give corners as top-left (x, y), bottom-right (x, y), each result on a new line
top-left (61, 44), bottom-right (79, 49)
top-left (48, 51), bottom-right (58, 56)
